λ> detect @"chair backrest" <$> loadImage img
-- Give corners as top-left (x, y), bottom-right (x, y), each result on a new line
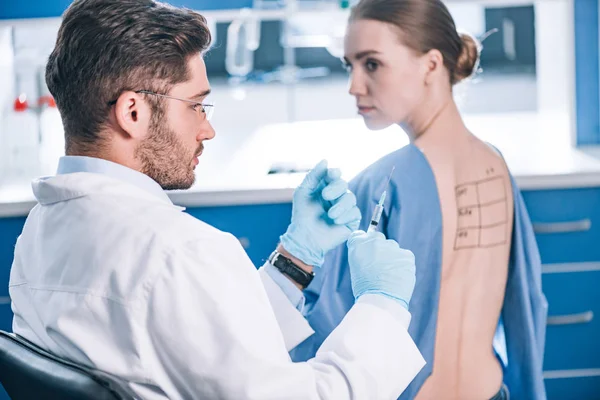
top-left (0, 330), bottom-right (136, 400)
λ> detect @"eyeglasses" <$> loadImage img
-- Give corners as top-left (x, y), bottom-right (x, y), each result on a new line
top-left (108, 90), bottom-right (215, 121)
top-left (137, 90), bottom-right (214, 121)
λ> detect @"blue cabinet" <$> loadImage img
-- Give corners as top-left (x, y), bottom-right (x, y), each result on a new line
top-left (0, 217), bottom-right (26, 333)
top-left (522, 188), bottom-right (600, 263)
top-left (544, 376), bottom-right (600, 400)
top-left (0, 217), bottom-right (26, 298)
top-left (541, 271), bottom-right (600, 371)
top-left (0, 216), bottom-right (25, 400)
top-left (0, 0), bottom-right (253, 20)
top-left (185, 203), bottom-right (292, 266)
top-left (522, 187), bottom-right (600, 400)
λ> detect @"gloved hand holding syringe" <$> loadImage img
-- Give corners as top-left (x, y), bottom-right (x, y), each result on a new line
top-left (350, 165), bottom-right (415, 311)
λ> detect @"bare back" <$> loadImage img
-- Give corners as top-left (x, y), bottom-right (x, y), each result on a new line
top-left (415, 133), bottom-right (514, 400)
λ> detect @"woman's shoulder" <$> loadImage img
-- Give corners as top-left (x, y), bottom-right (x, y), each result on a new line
top-left (350, 144), bottom-right (427, 187)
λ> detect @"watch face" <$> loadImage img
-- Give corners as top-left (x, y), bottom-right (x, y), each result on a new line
top-left (273, 254), bottom-right (313, 288)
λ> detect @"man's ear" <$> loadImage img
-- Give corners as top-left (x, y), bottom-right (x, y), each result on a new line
top-left (113, 91), bottom-right (151, 139)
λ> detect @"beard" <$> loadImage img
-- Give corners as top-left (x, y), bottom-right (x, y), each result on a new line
top-left (135, 114), bottom-right (201, 191)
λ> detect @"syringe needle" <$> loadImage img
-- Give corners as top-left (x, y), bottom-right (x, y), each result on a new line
top-left (367, 166), bottom-right (396, 233)
top-left (385, 166), bottom-right (395, 189)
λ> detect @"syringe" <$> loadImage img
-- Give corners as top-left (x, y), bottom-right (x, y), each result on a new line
top-left (367, 166), bottom-right (395, 233)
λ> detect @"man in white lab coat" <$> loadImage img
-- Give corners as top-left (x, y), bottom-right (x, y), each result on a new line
top-left (8, 0), bottom-right (425, 399)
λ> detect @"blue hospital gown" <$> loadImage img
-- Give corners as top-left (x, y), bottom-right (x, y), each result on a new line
top-left (291, 144), bottom-right (548, 400)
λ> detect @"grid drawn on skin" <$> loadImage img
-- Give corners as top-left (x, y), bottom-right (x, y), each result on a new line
top-left (454, 176), bottom-right (509, 250)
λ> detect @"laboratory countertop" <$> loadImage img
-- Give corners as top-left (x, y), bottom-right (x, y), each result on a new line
top-left (2, 111), bottom-right (600, 218)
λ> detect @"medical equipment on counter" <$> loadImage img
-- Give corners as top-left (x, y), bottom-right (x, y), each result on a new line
top-left (33, 56), bottom-right (64, 175)
top-left (2, 94), bottom-right (40, 184)
top-left (38, 95), bottom-right (64, 176)
top-left (367, 166), bottom-right (395, 233)
top-left (226, 8), bottom-right (261, 78)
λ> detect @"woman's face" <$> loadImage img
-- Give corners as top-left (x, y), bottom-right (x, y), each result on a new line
top-left (344, 19), bottom-right (429, 130)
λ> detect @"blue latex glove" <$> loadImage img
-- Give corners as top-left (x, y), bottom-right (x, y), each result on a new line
top-left (347, 230), bottom-right (416, 309)
top-left (280, 160), bottom-right (361, 267)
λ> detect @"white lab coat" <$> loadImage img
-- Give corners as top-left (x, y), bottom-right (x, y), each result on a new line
top-left (9, 171), bottom-right (425, 399)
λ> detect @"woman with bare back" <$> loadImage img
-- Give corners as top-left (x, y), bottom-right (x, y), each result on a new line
top-left (283, 1), bottom-right (548, 399)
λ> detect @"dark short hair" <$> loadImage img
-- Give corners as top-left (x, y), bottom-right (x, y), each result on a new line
top-left (46, 0), bottom-right (212, 153)
top-left (351, 0), bottom-right (479, 85)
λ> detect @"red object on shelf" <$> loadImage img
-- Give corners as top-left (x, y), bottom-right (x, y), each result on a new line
top-left (13, 96), bottom-right (28, 112)
top-left (37, 95), bottom-right (57, 108)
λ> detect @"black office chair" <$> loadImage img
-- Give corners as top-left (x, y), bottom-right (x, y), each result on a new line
top-left (0, 330), bottom-right (137, 399)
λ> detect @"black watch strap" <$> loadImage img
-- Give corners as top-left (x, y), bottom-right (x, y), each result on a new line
top-left (269, 251), bottom-right (315, 289)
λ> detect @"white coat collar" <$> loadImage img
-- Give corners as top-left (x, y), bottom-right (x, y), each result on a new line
top-left (32, 156), bottom-right (183, 209)
top-left (56, 156), bottom-right (171, 202)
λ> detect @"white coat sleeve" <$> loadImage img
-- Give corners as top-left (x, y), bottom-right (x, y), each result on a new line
top-left (142, 233), bottom-right (425, 400)
top-left (257, 265), bottom-right (315, 351)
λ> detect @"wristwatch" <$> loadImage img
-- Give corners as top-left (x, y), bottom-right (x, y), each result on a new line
top-left (268, 250), bottom-right (315, 289)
